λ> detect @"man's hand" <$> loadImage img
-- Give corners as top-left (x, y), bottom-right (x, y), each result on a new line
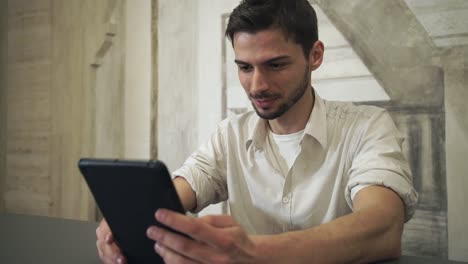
top-left (96, 219), bottom-right (126, 264)
top-left (147, 209), bottom-right (261, 264)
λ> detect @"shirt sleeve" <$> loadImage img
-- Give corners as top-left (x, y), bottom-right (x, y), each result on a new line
top-left (172, 122), bottom-right (228, 213)
top-left (345, 108), bottom-right (419, 222)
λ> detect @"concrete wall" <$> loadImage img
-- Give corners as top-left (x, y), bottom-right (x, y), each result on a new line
top-left (315, 0), bottom-right (442, 108)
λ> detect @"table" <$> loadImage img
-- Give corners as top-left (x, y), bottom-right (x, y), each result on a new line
top-left (1, 213), bottom-right (100, 263)
top-left (0, 213), bottom-right (465, 264)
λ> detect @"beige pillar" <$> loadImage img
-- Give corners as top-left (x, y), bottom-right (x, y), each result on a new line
top-left (124, 0), bottom-right (151, 159)
top-left (157, 0), bottom-right (198, 170)
top-left (444, 47), bottom-right (468, 262)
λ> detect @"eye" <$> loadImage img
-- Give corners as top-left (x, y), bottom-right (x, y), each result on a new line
top-left (238, 64), bottom-right (252, 72)
top-left (269, 63), bottom-right (284, 70)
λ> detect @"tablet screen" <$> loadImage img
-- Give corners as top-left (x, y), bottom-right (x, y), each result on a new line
top-left (79, 158), bottom-right (187, 264)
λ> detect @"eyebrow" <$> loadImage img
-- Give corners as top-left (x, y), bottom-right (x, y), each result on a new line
top-left (234, 55), bottom-right (291, 65)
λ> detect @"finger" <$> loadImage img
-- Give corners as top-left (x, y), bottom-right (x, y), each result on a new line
top-left (97, 241), bottom-right (123, 264)
top-left (97, 240), bottom-right (120, 264)
top-left (96, 219), bottom-right (112, 241)
top-left (199, 215), bottom-right (238, 228)
top-left (97, 238), bottom-right (127, 264)
top-left (96, 219), bottom-right (126, 263)
top-left (105, 233), bottom-right (115, 244)
top-left (155, 242), bottom-right (200, 264)
top-left (147, 226), bottom-right (221, 263)
top-left (155, 209), bottom-right (236, 248)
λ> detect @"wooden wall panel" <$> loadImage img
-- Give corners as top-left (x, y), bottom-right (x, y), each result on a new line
top-left (49, 0), bottom-right (126, 220)
top-left (151, 0), bottom-right (158, 159)
top-left (4, 0), bottom-right (52, 216)
top-left (49, 0), bottom-right (85, 219)
top-left (0, 0), bottom-right (8, 212)
top-left (8, 0), bottom-right (50, 15)
top-left (2, 0), bottom-right (127, 220)
top-left (80, 0), bottom-right (115, 220)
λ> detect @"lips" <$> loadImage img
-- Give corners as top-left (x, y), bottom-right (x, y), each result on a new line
top-left (254, 97), bottom-right (278, 108)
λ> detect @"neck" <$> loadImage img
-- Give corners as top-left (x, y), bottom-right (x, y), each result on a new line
top-left (268, 87), bottom-right (315, 135)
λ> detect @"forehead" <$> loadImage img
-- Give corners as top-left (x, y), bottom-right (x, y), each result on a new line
top-left (232, 29), bottom-right (302, 63)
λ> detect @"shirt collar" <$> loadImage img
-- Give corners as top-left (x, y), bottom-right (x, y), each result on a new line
top-left (245, 88), bottom-right (328, 151)
top-left (304, 90), bottom-right (328, 148)
top-left (246, 116), bottom-right (269, 151)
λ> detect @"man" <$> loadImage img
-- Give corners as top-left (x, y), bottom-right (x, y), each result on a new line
top-left (97, 0), bottom-right (418, 263)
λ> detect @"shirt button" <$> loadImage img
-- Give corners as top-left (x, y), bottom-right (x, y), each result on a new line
top-left (282, 197), bottom-right (290, 204)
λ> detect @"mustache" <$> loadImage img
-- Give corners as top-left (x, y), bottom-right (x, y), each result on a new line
top-left (249, 92), bottom-right (280, 100)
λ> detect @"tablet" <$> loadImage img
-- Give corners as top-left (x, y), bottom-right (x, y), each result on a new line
top-left (78, 158), bottom-right (188, 264)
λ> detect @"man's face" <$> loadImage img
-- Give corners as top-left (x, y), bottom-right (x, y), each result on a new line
top-left (233, 29), bottom-right (312, 120)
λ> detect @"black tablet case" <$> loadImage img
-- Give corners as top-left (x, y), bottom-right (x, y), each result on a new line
top-left (78, 158), bottom-right (186, 264)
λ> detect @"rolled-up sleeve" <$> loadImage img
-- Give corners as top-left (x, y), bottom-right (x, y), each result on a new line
top-left (345, 109), bottom-right (419, 222)
top-left (172, 122), bottom-right (228, 213)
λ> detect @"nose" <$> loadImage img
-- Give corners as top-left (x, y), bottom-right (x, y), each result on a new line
top-left (250, 69), bottom-right (269, 95)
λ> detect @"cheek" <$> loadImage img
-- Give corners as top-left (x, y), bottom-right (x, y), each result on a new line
top-left (277, 69), bottom-right (304, 87)
top-left (238, 73), bottom-right (251, 92)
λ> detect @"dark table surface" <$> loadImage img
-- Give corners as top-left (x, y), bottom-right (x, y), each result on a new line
top-left (0, 213), bottom-right (465, 264)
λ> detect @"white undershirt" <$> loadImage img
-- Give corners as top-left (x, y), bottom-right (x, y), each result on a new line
top-left (268, 129), bottom-right (305, 176)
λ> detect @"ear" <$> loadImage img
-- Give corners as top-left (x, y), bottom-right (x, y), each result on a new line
top-left (308, 40), bottom-right (324, 71)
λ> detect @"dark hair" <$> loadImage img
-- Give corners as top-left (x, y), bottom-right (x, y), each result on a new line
top-left (225, 0), bottom-right (319, 58)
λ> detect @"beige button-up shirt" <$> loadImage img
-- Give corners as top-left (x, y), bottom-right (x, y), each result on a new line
top-left (173, 94), bottom-right (418, 235)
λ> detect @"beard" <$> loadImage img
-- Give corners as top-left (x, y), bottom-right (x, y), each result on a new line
top-left (249, 65), bottom-right (311, 120)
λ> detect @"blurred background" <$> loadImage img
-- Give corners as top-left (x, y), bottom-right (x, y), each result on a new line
top-left (0, 0), bottom-right (467, 261)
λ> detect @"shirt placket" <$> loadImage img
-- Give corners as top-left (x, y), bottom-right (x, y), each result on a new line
top-left (282, 144), bottom-right (304, 231)
top-left (261, 142), bottom-right (289, 231)
top-left (281, 189), bottom-right (292, 231)
top-left (281, 163), bottom-right (295, 231)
